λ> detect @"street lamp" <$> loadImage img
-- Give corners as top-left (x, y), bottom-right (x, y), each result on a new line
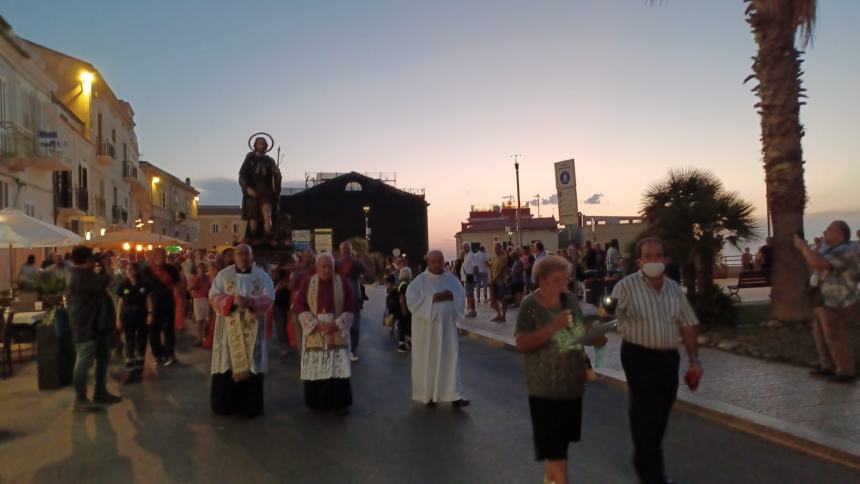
top-left (362, 205), bottom-right (371, 250)
top-left (512, 154), bottom-right (523, 248)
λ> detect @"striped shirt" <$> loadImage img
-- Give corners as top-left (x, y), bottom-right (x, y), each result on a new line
top-left (611, 271), bottom-right (699, 350)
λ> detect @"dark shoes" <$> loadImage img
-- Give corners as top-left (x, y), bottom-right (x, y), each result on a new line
top-left (830, 374), bottom-right (856, 384)
top-left (93, 392), bottom-right (123, 405)
top-left (397, 342), bottom-right (409, 353)
top-left (425, 401), bottom-right (437, 408)
top-left (163, 356), bottom-right (178, 367)
top-left (452, 399), bottom-right (471, 408)
top-left (72, 398), bottom-right (103, 413)
top-left (809, 367), bottom-right (835, 378)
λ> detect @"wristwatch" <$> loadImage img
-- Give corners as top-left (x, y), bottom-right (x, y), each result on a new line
top-left (689, 357), bottom-right (702, 366)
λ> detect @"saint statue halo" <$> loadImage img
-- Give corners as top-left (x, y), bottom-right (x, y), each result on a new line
top-left (247, 132), bottom-right (275, 153)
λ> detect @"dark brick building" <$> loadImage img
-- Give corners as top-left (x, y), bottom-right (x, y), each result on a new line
top-left (280, 172), bottom-right (428, 262)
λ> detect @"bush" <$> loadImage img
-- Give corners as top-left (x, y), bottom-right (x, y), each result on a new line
top-left (690, 284), bottom-right (738, 327)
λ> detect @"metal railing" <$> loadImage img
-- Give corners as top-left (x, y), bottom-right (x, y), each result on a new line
top-left (0, 121), bottom-right (61, 158)
top-left (112, 205), bottom-right (128, 224)
top-left (99, 141), bottom-right (116, 159)
top-left (56, 186), bottom-right (89, 212)
top-left (122, 161), bottom-right (138, 179)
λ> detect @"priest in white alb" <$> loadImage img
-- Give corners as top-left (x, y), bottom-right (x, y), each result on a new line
top-left (209, 244), bottom-right (274, 418)
top-left (406, 250), bottom-right (470, 407)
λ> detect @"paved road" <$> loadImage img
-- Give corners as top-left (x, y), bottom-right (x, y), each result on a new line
top-left (1, 285), bottom-right (857, 483)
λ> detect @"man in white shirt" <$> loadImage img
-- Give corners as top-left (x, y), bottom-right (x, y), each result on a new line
top-left (459, 243), bottom-right (478, 318)
top-left (474, 246), bottom-right (491, 303)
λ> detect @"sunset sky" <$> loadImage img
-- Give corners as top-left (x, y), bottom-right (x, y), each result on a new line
top-left (5, 0), bottom-right (859, 255)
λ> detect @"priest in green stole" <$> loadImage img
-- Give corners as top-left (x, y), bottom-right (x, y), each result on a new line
top-left (209, 244), bottom-right (275, 417)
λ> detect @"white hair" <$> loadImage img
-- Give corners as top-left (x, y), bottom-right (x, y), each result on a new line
top-left (316, 252), bottom-right (335, 267)
top-left (399, 267), bottom-right (412, 281)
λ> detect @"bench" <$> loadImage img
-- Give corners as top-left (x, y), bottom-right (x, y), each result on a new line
top-left (727, 270), bottom-right (771, 300)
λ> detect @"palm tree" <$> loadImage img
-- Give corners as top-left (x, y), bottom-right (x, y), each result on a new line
top-left (639, 168), bottom-right (758, 302)
top-left (745, 0), bottom-right (816, 321)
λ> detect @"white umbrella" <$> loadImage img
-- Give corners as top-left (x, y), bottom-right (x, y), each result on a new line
top-left (0, 208), bottom-right (83, 294)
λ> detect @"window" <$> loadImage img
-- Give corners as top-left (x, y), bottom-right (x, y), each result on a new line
top-left (233, 223), bottom-right (239, 234)
top-left (345, 182), bottom-right (363, 192)
top-left (24, 202), bottom-right (35, 217)
top-left (162, 228), bottom-right (166, 235)
top-left (111, 128), bottom-right (116, 142)
top-left (212, 223), bottom-right (220, 234)
top-left (160, 191), bottom-right (167, 209)
top-left (175, 230), bottom-right (179, 237)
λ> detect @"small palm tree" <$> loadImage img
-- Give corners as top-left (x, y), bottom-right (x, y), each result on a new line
top-left (640, 168), bottom-right (758, 300)
top-left (745, 0), bottom-right (816, 321)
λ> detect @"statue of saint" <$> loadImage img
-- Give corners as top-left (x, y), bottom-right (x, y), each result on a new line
top-left (239, 137), bottom-right (282, 241)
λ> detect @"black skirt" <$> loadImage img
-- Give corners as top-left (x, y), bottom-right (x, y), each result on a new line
top-left (304, 378), bottom-right (353, 411)
top-left (211, 371), bottom-right (264, 418)
top-left (528, 395), bottom-right (582, 461)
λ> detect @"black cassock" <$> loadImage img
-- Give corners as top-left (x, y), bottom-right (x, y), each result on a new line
top-left (238, 152), bottom-right (282, 237)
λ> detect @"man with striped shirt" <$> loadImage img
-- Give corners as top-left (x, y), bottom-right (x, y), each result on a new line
top-left (608, 237), bottom-right (702, 484)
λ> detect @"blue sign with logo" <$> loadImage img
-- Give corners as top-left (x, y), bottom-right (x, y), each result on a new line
top-left (559, 170), bottom-right (571, 186)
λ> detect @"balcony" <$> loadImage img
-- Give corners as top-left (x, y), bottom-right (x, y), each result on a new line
top-left (56, 186), bottom-right (89, 216)
top-left (96, 141), bottom-right (116, 165)
top-left (123, 161), bottom-right (148, 195)
top-left (0, 121), bottom-right (69, 172)
top-left (112, 205), bottom-right (129, 225)
top-left (94, 195), bottom-right (107, 219)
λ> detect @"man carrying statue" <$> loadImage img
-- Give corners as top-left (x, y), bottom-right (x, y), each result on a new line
top-left (239, 135), bottom-right (282, 242)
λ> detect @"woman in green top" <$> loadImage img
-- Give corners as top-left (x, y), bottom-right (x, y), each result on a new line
top-left (515, 254), bottom-right (606, 484)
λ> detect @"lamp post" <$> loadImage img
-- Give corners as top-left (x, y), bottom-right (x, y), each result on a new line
top-left (362, 205), bottom-right (371, 251)
top-left (512, 154), bottom-right (523, 248)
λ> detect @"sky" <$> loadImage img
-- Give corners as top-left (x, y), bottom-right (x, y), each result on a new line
top-left (4, 0), bottom-right (859, 255)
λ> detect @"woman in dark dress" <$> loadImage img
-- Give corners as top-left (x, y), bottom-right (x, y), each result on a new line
top-left (515, 254), bottom-right (606, 484)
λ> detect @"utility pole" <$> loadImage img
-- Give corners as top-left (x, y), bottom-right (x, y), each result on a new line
top-left (511, 154), bottom-right (522, 248)
top-left (533, 193), bottom-right (541, 218)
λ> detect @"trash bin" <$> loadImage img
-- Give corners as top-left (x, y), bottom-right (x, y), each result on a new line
top-left (37, 308), bottom-right (74, 390)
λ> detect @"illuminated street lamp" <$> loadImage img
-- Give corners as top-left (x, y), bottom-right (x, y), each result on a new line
top-left (362, 205), bottom-right (371, 250)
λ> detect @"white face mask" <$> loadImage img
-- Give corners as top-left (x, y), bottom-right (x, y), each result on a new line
top-left (642, 262), bottom-right (665, 278)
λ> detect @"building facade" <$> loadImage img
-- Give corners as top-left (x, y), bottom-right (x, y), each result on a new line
top-left (455, 203), bottom-right (560, 254)
top-left (197, 205), bottom-right (244, 250)
top-left (139, 161), bottom-right (199, 244)
top-left (282, 172), bottom-right (428, 262)
top-left (24, 39), bottom-right (149, 239)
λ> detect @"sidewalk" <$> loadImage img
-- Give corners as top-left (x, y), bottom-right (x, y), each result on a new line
top-left (458, 300), bottom-right (860, 469)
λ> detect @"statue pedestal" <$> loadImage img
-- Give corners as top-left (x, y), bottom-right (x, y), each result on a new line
top-left (248, 213), bottom-right (293, 266)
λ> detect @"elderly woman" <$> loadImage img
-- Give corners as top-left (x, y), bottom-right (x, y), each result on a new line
top-left (294, 253), bottom-right (357, 412)
top-left (515, 254), bottom-right (605, 484)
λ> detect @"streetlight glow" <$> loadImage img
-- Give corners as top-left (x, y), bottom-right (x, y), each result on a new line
top-left (152, 176), bottom-right (160, 184)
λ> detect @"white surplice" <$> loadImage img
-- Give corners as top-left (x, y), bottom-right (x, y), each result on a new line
top-left (209, 264), bottom-right (275, 375)
top-left (405, 269), bottom-right (466, 403)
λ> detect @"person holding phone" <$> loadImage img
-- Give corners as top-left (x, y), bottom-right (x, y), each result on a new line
top-left (515, 254), bottom-right (606, 484)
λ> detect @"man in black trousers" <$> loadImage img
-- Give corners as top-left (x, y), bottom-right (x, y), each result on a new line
top-left (607, 237), bottom-right (703, 484)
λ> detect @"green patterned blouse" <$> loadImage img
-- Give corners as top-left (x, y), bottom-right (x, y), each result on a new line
top-left (515, 291), bottom-right (587, 400)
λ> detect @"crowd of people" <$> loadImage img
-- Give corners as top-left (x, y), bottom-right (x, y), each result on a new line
top-left (36, 219), bottom-right (860, 484)
top-left (451, 238), bottom-right (628, 323)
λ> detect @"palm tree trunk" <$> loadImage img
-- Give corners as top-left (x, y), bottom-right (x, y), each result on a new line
top-left (748, 0), bottom-right (811, 322)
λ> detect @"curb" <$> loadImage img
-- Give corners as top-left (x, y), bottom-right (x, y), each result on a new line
top-left (460, 327), bottom-right (860, 471)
